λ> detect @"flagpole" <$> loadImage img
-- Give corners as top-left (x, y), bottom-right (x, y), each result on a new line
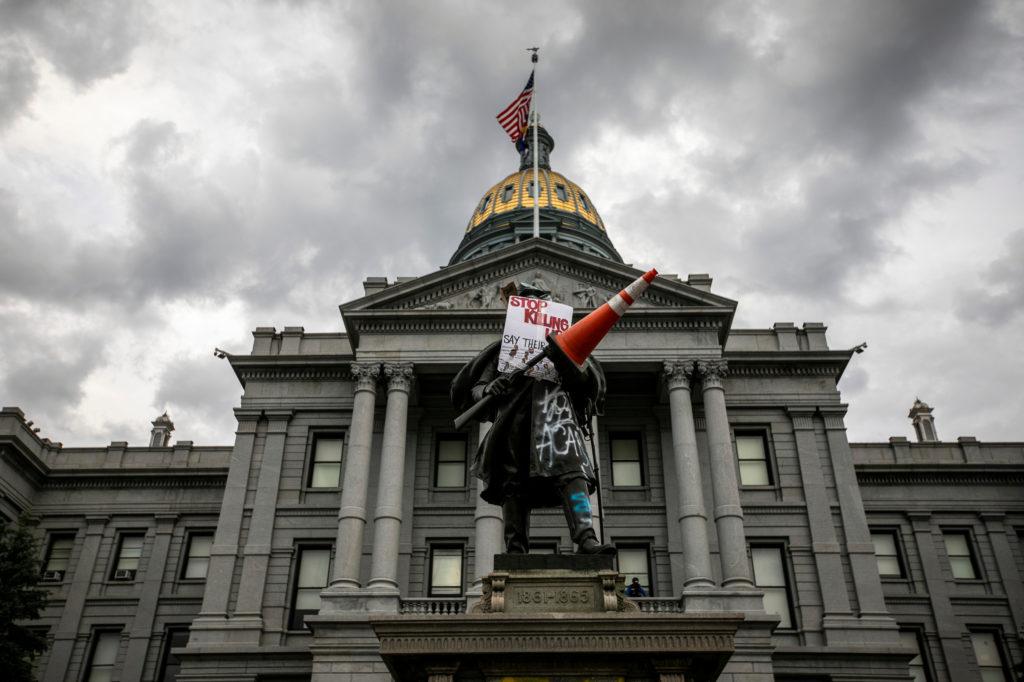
top-left (530, 48), bottom-right (540, 239)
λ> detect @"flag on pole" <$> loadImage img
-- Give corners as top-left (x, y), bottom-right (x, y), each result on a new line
top-left (496, 70), bottom-right (534, 152)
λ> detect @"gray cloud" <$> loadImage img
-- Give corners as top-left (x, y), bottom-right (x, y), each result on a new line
top-left (0, 1), bottom-right (1022, 444)
top-left (0, 38), bottom-right (37, 129)
top-left (956, 229), bottom-right (1024, 326)
top-left (0, 0), bottom-right (145, 85)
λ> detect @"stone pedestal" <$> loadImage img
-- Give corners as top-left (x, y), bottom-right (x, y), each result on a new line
top-left (372, 555), bottom-right (743, 682)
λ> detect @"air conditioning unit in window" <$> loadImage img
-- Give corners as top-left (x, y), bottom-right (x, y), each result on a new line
top-left (41, 570), bottom-right (64, 581)
top-left (113, 569), bottom-right (136, 580)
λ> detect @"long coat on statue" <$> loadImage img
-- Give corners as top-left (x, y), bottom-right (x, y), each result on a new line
top-left (450, 341), bottom-right (606, 507)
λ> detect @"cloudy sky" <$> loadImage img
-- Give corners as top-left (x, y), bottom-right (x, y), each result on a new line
top-left (1, 0), bottom-right (1021, 447)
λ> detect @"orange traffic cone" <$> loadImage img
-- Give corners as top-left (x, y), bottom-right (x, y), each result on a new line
top-left (550, 268), bottom-right (658, 368)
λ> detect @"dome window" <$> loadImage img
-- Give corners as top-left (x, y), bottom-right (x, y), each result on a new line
top-left (502, 185), bottom-right (514, 202)
top-left (579, 193), bottom-right (589, 210)
top-left (555, 184), bottom-right (567, 201)
top-left (479, 195), bottom-right (492, 213)
top-left (527, 180), bottom-right (544, 197)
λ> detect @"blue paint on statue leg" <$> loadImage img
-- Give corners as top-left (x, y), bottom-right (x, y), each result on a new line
top-left (570, 491), bottom-right (591, 515)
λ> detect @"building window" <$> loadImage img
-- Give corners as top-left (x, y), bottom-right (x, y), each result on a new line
top-left (610, 433), bottom-right (643, 487)
top-left (41, 534), bottom-right (74, 582)
top-left (735, 431), bottom-right (772, 486)
top-left (111, 534), bottom-right (144, 581)
top-left (871, 530), bottom-right (905, 578)
top-left (527, 180), bottom-right (544, 198)
top-left (943, 531), bottom-right (980, 580)
top-left (555, 184), bottom-right (567, 201)
top-left (502, 185), bottom-right (514, 201)
top-left (85, 630), bottom-right (121, 682)
top-left (751, 545), bottom-right (794, 629)
top-left (616, 545), bottom-right (652, 595)
top-left (899, 629), bottom-right (930, 682)
top-left (289, 545), bottom-right (332, 630)
top-left (579, 193), bottom-right (589, 210)
top-left (428, 545), bottom-right (464, 596)
top-left (157, 626), bottom-right (190, 682)
top-left (479, 195), bottom-right (491, 213)
top-left (970, 631), bottom-right (1009, 682)
top-left (181, 532), bottom-right (213, 580)
top-left (308, 434), bottom-right (344, 488)
top-left (434, 434), bottom-right (467, 488)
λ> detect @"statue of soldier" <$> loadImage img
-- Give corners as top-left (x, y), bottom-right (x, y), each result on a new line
top-left (450, 283), bottom-right (615, 555)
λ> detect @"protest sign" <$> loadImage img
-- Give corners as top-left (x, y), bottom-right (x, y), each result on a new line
top-left (498, 295), bottom-right (573, 382)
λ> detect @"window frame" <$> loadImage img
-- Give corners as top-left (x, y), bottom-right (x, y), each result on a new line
top-left (288, 543), bottom-right (334, 631)
top-left (179, 530), bottom-right (214, 581)
top-left (479, 194), bottom-right (492, 213)
top-left (433, 433), bottom-right (468, 489)
top-left (942, 529), bottom-right (983, 581)
top-left (870, 528), bottom-right (908, 580)
top-left (110, 532), bottom-right (145, 582)
top-left (968, 628), bottom-right (1011, 682)
top-left (41, 532), bottom-right (76, 582)
top-left (555, 184), bottom-right (568, 201)
top-left (156, 624), bottom-right (190, 682)
top-left (898, 626), bottom-right (933, 682)
top-left (749, 542), bottom-right (797, 630)
top-left (427, 544), bottom-right (465, 597)
top-left (83, 628), bottom-right (122, 682)
top-left (614, 542), bottom-right (654, 596)
top-left (609, 431), bottom-right (645, 488)
top-left (733, 429), bottom-right (775, 487)
top-left (306, 431), bottom-right (345, 489)
top-left (501, 185), bottom-right (514, 202)
top-left (529, 539), bottom-right (560, 555)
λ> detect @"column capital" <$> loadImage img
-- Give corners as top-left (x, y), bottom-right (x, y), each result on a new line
top-left (663, 360), bottom-right (695, 391)
top-left (383, 362), bottom-right (415, 392)
top-left (695, 359), bottom-right (728, 389)
top-left (349, 362), bottom-right (381, 392)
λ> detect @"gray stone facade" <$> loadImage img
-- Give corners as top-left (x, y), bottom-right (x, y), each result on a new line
top-left (2, 237), bottom-right (1022, 681)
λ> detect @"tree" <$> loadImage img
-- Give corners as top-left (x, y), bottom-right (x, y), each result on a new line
top-left (0, 517), bottom-right (49, 681)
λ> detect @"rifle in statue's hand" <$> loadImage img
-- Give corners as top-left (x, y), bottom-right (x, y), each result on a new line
top-left (452, 347), bottom-right (550, 430)
top-left (452, 269), bottom-right (658, 430)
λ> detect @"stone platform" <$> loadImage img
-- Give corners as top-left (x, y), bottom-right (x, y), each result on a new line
top-left (371, 554), bottom-right (743, 682)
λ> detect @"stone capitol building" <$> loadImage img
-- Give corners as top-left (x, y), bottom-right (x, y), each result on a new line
top-left (1, 124), bottom-right (1022, 682)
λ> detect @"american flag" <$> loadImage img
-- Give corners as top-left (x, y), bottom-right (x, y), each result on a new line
top-left (496, 70), bottom-right (534, 150)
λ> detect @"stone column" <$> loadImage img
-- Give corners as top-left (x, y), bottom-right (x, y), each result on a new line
top-left (368, 362), bottom-right (414, 591)
top-left (472, 422), bottom-right (503, 591)
top-left (909, 512), bottom-right (971, 680)
top-left (696, 359), bottom-right (753, 588)
top-left (235, 410), bottom-right (293, 620)
top-left (195, 411), bottom-right (260, 622)
top-left (664, 361), bottom-right (714, 589)
top-left (981, 513), bottom-right (1024, 640)
top-left (787, 408), bottom-right (853, 637)
top-left (122, 514), bottom-right (177, 681)
top-left (44, 515), bottom-right (108, 682)
top-left (332, 362), bottom-right (381, 588)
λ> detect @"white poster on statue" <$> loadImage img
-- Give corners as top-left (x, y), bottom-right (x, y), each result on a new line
top-left (498, 296), bottom-right (573, 382)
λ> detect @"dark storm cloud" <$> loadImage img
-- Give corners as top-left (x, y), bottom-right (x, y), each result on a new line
top-left (956, 229), bottom-right (1024, 326)
top-left (0, 0), bottom-right (145, 86)
top-left (0, 316), bottom-right (105, 423)
top-left (0, 38), bottom-right (37, 129)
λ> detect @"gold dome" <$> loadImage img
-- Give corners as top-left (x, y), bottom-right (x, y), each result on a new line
top-left (466, 169), bottom-right (606, 233)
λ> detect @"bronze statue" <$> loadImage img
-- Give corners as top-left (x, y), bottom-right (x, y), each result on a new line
top-left (450, 284), bottom-right (614, 555)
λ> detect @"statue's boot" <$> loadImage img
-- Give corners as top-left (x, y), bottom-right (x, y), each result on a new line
top-left (560, 477), bottom-right (616, 555)
top-left (502, 496), bottom-right (531, 554)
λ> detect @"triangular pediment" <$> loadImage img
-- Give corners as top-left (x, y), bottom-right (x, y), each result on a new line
top-left (342, 239), bottom-right (736, 313)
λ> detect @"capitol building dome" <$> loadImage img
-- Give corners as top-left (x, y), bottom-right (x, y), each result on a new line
top-left (449, 125), bottom-right (623, 264)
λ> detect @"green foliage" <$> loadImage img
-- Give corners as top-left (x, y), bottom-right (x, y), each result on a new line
top-left (0, 517), bottom-right (49, 681)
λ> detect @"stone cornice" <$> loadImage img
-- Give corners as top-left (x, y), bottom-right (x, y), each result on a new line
top-left (855, 464), bottom-right (1024, 486)
top-left (724, 350), bottom-right (853, 381)
top-left (43, 471), bottom-right (227, 490)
